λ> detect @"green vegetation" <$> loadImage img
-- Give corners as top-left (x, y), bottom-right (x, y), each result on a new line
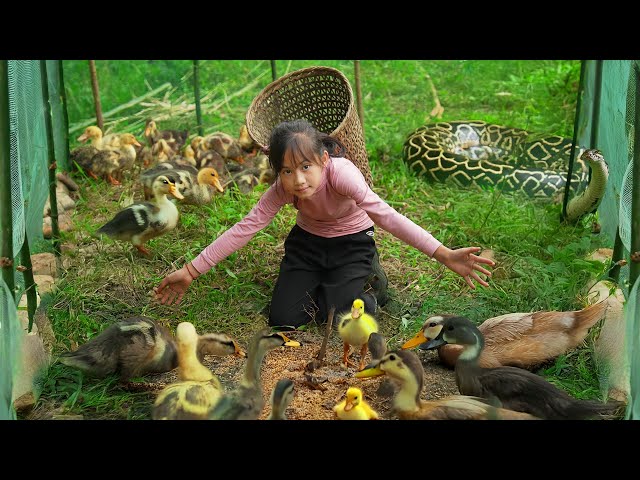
top-left (26, 60), bottom-right (613, 420)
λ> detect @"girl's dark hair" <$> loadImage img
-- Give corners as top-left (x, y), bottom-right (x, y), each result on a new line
top-left (267, 119), bottom-right (346, 173)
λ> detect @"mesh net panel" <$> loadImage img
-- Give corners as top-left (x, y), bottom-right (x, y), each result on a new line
top-left (626, 277), bottom-right (640, 419)
top-left (0, 279), bottom-right (19, 420)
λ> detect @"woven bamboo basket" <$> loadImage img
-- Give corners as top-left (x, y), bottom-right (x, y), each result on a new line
top-left (246, 66), bottom-right (373, 186)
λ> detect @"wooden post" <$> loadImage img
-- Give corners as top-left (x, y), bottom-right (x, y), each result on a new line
top-left (193, 60), bottom-right (204, 137)
top-left (0, 60), bottom-right (15, 296)
top-left (88, 60), bottom-right (104, 131)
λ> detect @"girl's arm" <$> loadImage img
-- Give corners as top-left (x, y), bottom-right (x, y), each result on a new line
top-left (331, 159), bottom-right (494, 288)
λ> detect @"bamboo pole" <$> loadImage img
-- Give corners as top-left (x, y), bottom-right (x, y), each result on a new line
top-left (19, 232), bottom-right (37, 332)
top-left (40, 60), bottom-right (61, 257)
top-left (270, 60), bottom-right (277, 82)
top-left (88, 60), bottom-right (104, 131)
top-left (630, 62), bottom-right (640, 289)
top-left (354, 60), bottom-right (364, 131)
top-left (193, 60), bottom-right (204, 137)
top-left (57, 60), bottom-right (71, 171)
top-left (68, 83), bottom-right (172, 134)
top-left (0, 60), bottom-right (15, 296)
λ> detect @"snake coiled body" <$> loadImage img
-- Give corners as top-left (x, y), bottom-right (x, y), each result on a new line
top-left (402, 121), bottom-right (608, 221)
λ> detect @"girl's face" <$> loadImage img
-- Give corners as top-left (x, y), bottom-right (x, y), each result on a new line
top-left (279, 149), bottom-right (328, 199)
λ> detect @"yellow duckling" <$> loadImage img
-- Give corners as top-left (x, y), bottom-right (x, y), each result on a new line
top-left (208, 329), bottom-right (300, 420)
top-left (152, 322), bottom-right (223, 420)
top-left (333, 386), bottom-right (379, 420)
top-left (144, 119), bottom-right (188, 152)
top-left (58, 316), bottom-right (245, 380)
top-left (356, 348), bottom-right (537, 420)
top-left (267, 378), bottom-right (295, 420)
top-left (402, 302), bottom-right (607, 369)
top-left (96, 175), bottom-right (183, 256)
top-left (141, 165), bottom-right (224, 204)
top-left (338, 298), bottom-right (379, 370)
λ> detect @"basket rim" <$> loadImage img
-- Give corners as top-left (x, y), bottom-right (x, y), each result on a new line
top-left (245, 65), bottom-right (355, 149)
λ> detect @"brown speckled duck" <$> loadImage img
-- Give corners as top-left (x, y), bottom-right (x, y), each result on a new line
top-left (403, 302), bottom-right (607, 369)
top-left (58, 316), bottom-right (245, 380)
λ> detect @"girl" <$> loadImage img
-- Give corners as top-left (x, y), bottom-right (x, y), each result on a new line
top-left (154, 120), bottom-right (495, 328)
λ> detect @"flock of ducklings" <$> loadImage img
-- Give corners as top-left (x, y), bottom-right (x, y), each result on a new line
top-left (58, 293), bottom-right (621, 420)
top-left (71, 120), bottom-right (274, 255)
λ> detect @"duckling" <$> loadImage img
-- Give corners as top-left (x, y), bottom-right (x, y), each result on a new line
top-left (356, 348), bottom-right (537, 420)
top-left (203, 131), bottom-right (245, 164)
top-left (151, 138), bottom-right (177, 163)
top-left (112, 133), bottom-right (142, 180)
top-left (77, 147), bottom-right (122, 185)
top-left (58, 316), bottom-right (244, 380)
top-left (338, 297), bottom-right (379, 370)
top-left (425, 315), bottom-right (623, 419)
top-left (333, 386), bottom-right (379, 420)
top-left (96, 175), bottom-right (183, 256)
top-left (76, 126), bottom-right (105, 149)
top-left (152, 322), bottom-right (223, 420)
top-left (238, 123), bottom-right (258, 155)
top-left (144, 119), bottom-right (188, 152)
top-left (208, 329), bottom-right (300, 420)
top-left (267, 378), bottom-right (295, 420)
top-left (403, 302), bottom-right (607, 369)
top-left (141, 164), bottom-right (224, 204)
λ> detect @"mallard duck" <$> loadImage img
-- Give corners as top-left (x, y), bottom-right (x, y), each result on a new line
top-left (338, 298), bottom-right (379, 370)
top-left (152, 322), bottom-right (223, 420)
top-left (96, 175), bottom-right (183, 256)
top-left (403, 301), bottom-right (607, 369)
top-left (208, 329), bottom-right (300, 420)
top-left (356, 348), bottom-right (537, 420)
top-left (333, 386), bottom-right (379, 420)
top-left (141, 164), bottom-right (224, 204)
top-left (424, 315), bottom-right (623, 419)
top-left (58, 316), bottom-right (245, 380)
top-left (144, 119), bottom-right (188, 152)
top-left (266, 378), bottom-right (295, 420)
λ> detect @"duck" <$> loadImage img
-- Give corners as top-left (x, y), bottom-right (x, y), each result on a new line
top-left (356, 348), bottom-right (538, 420)
top-left (58, 316), bottom-right (245, 380)
top-left (208, 329), bottom-right (300, 420)
top-left (141, 164), bottom-right (224, 204)
top-left (75, 147), bottom-right (122, 185)
top-left (76, 125), bottom-right (121, 150)
top-left (152, 322), bottom-right (224, 420)
top-left (333, 386), bottom-right (379, 420)
top-left (238, 123), bottom-right (258, 155)
top-left (96, 175), bottom-right (183, 256)
top-left (112, 133), bottom-right (142, 180)
top-left (203, 131), bottom-right (245, 164)
top-left (402, 301), bottom-right (607, 369)
top-left (424, 315), bottom-right (623, 419)
top-left (144, 119), bottom-right (188, 152)
top-left (266, 378), bottom-right (295, 420)
top-left (338, 297), bottom-right (379, 370)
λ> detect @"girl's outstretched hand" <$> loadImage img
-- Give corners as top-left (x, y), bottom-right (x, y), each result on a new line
top-left (432, 246), bottom-right (495, 289)
top-left (154, 266), bottom-right (194, 305)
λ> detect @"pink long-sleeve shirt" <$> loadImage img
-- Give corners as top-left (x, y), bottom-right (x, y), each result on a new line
top-left (191, 157), bottom-right (443, 275)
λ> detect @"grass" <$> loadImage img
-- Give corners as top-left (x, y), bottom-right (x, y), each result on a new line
top-left (24, 59), bottom-right (617, 420)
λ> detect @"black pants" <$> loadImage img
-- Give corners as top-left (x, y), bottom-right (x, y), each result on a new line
top-left (268, 224), bottom-right (377, 328)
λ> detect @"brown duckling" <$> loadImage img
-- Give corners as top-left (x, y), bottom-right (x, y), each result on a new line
top-left (152, 322), bottom-right (223, 420)
top-left (238, 123), bottom-right (258, 155)
top-left (203, 131), bottom-right (245, 164)
top-left (58, 316), bottom-right (245, 380)
top-left (144, 119), bottom-right (188, 152)
top-left (96, 175), bottom-right (183, 256)
top-left (402, 301), bottom-right (607, 369)
top-left (208, 329), bottom-right (300, 420)
top-left (141, 164), bottom-right (224, 204)
top-left (266, 378), bottom-right (295, 420)
top-left (356, 348), bottom-right (537, 420)
top-left (425, 315), bottom-right (623, 419)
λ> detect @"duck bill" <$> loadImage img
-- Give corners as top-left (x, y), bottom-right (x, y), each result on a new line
top-left (169, 184), bottom-right (184, 200)
top-left (344, 399), bottom-right (354, 412)
top-left (402, 330), bottom-right (428, 349)
top-left (213, 178), bottom-right (224, 193)
top-left (77, 133), bottom-right (89, 143)
top-left (279, 333), bottom-right (301, 347)
top-left (355, 364), bottom-right (384, 378)
top-left (233, 341), bottom-right (246, 358)
top-left (351, 307), bottom-right (361, 319)
top-left (420, 337), bottom-right (447, 350)
top-left (133, 139), bottom-right (142, 147)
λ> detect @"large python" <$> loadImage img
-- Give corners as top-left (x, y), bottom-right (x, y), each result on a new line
top-left (402, 121), bottom-right (608, 222)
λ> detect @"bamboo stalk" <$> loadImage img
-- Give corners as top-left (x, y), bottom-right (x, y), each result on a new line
top-left (0, 60), bottom-right (14, 295)
top-left (193, 60), bottom-right (204, 137)
top-left (270, 60), bottom-right (277, 82)
top-left (88, 60), bottom-right (104, 131)
top-left (354, 61), bottom-right (364, 129)
top-left (58, 60), bottom-right (71, 172)
top-left (69, 83), bottom-right (172, 134)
